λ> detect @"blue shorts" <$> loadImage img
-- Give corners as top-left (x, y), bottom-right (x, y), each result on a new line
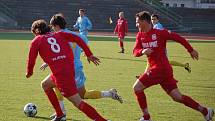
top-left (75, 67), bottom-right (86, 88)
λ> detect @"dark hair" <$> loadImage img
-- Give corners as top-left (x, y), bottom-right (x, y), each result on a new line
top-left (151, 14), bottom-right (159, 19)
top-left (55, 13), bottom-right (65, 18)
top-left (31, 19), bottom-right (50, 35)
top-left (79, 9), bottom-right (85, 13)
top-left (135, 11), bottom-right (151, 23)
top-left (50, 14), bottom-right (67, 29)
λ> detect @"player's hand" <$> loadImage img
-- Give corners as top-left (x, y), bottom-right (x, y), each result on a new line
top-left (40, 63), bottom-right (48, 71)
top-left (135, 75), bottom-right (140, 79)
top-left (190, 49), bottom-right (199, 60)
top-left (87, 55), bottom-right (100, 66)
top-left (142, 48), bottom-right (153, 56)
top-left (26, 73), bottom-right (32, 78)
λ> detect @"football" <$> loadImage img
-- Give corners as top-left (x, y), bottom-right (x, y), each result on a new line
top-left (23, 103), bottom-right (37, 117)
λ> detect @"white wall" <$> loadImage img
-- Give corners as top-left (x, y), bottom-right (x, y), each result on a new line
top-left (161, 0), bottom-right (215, 9)
top-left (199, 3), bottom-right (215, 8)
top-left (162, 0), bottom-right (195, 8)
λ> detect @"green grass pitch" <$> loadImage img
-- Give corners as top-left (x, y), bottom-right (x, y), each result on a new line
top-left (0, 32), bottom-right (214, 121)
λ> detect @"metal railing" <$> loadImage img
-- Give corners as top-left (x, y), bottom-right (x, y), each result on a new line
top-left (138, 0), bottom-right (183, 25)
top-left (0, 0), bottom-right (16, 20)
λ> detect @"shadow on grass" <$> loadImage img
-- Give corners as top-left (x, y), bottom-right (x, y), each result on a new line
top-left (185, 85), bottom-right (215, 89)
top-left (98, 56), bottom-right (147, 62)
top-left (34, 116), bottom-right (81, 121)
top-left (170, 55), bottom-right (215, 62)
top-left (98, 54), bottom-right (215, 63)
top-left (33, 116), bottom-right (50, 120)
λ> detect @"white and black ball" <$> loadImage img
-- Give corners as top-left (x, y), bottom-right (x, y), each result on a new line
top-left (23, 103), bottom-right (37, 117)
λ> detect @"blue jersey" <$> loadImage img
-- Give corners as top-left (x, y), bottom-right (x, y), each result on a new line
top-left (153, 23), bottom-right (169, 56)
top-left (153, 22), bottom-right (164, 30)
top-left (61, 28), bottom-right (88, 70)
top-left (73, 16), bottom-right (92, 36)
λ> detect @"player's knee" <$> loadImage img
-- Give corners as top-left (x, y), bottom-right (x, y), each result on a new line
top-left (79, 93), bottom-right (85, 99)
top-left (71, 100), bottom-right (79, 107)
top-left (67, 94), bottom-right (82, 107)
top-left (171, 95), bottom-right (182, 103)
top-left (78, 87), bottom-right (86, 99)
top-left (41, 81), bottom-right (49, 90)
top-left (41, 81), bottom-right (45, 89)
top-left (169, 89), bottom-right (183, 103)
top-left (133, 80), bottom-right (144, 91)
top-left (132, 83), bottom-right (138, 91)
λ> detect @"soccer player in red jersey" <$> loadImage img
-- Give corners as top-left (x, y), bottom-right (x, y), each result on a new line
top-left (40, 14), bottom-right (123, 120)
top-left (26, 19), bottom-right (110, 121)
top-left (133, 11), bottom-right (214, 121)
top-left (114, 11), bottom-right (128, 53)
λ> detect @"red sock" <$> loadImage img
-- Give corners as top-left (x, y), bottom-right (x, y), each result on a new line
top-left (45, 89), bottom-right (63, 117)
top-left (181, 95), bottom-right (206, 114)
top-left (202, 108), bottom-right (208, 116)
top-left (134, 90), bottom-right (147, 112)
top-left (79, 101), bottom-right (106, 121)
top-left (144, 114), bottom-right (150, 120)
top-left (119, 40), bottom-right (123, 48)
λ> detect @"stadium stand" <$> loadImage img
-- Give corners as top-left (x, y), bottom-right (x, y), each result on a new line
top-left (0, 0), bottom-right (147, 31)
top-left (138, 0), bottom-right (215, 34)
top-left (0, 0), bottom-right (215, 34)
top-left (170, 8), bottom-right (215, 34)
top-left (0, 1), bottom-right (17, 28)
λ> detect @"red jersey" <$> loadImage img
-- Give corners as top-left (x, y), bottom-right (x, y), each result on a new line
top-left (26, 32), bottom-right (92, 75)
top-left (133, 29), bottom-right (193, 69)
top-left (114, 18), bottom-right (128, 34)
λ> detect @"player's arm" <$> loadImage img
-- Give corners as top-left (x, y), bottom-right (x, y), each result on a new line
top-left (133, 33), bottom-right (144, 57)
top-left (73, 34), bottom-right (100, 65)
top-left (125, 20), bottom-right (128, 35)
top-left (71, 34), bottom-right (92, 56)
top-left (114, 21), bottom-right (118, 34)
top-left (63, 32), bottom-right (100, 65)
top-left (86, 17), bottom-right (92, 30)
top-left (73, 18), bottom-right (79, 29)
top-left (165, 30), bottom-right (198, 60)
top-left (133, 33), bottom-right (153, 57)
top-left (26, 39), bottom-right (39, 78)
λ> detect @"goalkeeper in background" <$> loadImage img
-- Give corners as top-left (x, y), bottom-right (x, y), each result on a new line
top-left (151, 14), bottom-right (191, 73)
top-left (73, 9), bottom-right (92, 44)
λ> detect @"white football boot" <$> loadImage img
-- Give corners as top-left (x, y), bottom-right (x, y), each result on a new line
top-left (109, 88), bottom-right (123, 103)
top-left (51, 114), bottom-right (66, 121)
top-left (50, 112), bottom-right (66, 121)
top-left (204, 108), bottom-right (214, 121)
top-left (139, 117), bottom-right (152, 121)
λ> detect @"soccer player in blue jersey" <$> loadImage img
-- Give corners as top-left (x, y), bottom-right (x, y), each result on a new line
top-left (73, 9), bottom-right (92, 44)
top-left (40, 13), bottom-right (123, 120)
top-left (151, 14), bottom-right (163, 30)
top-left (151, 14), bottom-right (191, 73)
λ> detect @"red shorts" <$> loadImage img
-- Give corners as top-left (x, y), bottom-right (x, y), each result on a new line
top-left (138, 67), bottom-right (178, 94)
top-left (118, 32), bottom-right (125, 39)
top-left (51, 67), bottom-right (78, 97)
